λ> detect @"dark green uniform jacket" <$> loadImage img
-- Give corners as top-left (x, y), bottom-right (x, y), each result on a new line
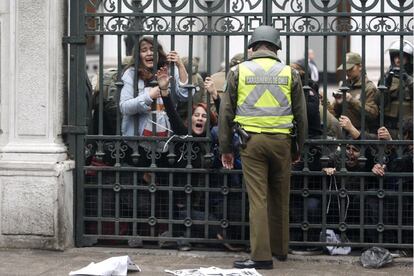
top-left (218, 50), bottom-right (308, 155)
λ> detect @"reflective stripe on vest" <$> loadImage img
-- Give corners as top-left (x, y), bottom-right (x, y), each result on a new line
top-left (234, 58), bottom-right (293, 133)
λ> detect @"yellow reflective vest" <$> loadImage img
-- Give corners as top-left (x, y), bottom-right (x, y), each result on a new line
top-left (234, 58), bottom-right (294, 134)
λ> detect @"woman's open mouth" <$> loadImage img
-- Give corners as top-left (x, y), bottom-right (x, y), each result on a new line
top-left (144, 57), bottom-right (153, 65)
top-left (194, 123), bottom-right (204, 133)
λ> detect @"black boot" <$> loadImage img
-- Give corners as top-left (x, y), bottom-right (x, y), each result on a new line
top-left (233, 259), bottom-right (273, 269)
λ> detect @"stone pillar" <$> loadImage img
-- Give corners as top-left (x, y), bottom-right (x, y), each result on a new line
top-left (0, 0), bottom-right (74, 249)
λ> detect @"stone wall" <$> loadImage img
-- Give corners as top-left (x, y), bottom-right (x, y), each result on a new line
top-left (0, 0), bottom-right (74, 250)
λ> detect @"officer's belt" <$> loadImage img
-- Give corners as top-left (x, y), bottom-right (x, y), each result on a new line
top-left (246, 131), bottom-right (290, 138)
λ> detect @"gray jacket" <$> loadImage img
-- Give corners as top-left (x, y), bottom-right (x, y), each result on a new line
top-left (119, 66), bottom-right (188, 137)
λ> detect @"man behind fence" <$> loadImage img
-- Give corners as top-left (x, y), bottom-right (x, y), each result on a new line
top-left (218, 25), bottom-right (307, 269)
top-left (331, 52), bottom-right (380, 132)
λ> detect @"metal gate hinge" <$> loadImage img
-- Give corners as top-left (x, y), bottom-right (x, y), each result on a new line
top-left (62, 125), bottom-right (88, 134)
top-left (62, 36), bottom-right (86, 45)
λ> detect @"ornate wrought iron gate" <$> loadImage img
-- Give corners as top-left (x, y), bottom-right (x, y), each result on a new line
top-left (66, 0), bottom-right (413, 250)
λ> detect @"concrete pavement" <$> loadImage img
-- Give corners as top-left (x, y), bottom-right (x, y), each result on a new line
top-left (0, 247), bottom-right (411, 276)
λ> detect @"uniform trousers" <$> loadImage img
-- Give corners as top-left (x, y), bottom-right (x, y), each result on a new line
top-left (240, 132), bottom-right (291, 261)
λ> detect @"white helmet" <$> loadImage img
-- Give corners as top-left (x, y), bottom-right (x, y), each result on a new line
top-left (387, 40), bottom-right (413, 64)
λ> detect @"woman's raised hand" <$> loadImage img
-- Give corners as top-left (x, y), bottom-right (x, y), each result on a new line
top-left (167, 51), bottom-right (182, 66)
top-left (156, 66), bottom-right (171, 90)
top-left (204, 76), bottom-right (218, 100)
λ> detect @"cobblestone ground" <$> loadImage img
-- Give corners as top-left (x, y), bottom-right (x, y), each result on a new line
top-left (0, 248), bottom-right (411, 276)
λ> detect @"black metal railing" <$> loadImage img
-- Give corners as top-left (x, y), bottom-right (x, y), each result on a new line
top-left (66, 0), bottom-right (413, 250)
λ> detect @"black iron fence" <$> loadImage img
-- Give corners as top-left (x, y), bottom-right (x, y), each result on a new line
top-left (65, 0), bottom-right (413, 250)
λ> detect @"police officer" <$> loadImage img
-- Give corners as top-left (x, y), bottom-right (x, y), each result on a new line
top-left (218, 25), bottom-right (307, 269)
top-left (383, 40), bottom-right (413, 138)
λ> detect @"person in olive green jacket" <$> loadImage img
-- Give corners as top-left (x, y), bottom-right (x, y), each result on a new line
top-left (218, 25), bottom-right (307, 270)
top-left (331, 52), bottom-right (380, 132)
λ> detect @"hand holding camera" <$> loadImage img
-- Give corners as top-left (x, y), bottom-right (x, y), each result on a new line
top-left (332, 90), bottom-right (353, 103)
top-left (332, 90), bottom-right (342, 99)
top-left (332, 90), bottom-right (344, 104)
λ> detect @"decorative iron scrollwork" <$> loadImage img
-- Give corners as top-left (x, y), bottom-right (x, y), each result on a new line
top-left (159, 0), bottom-right (189, 11)
top-left (104, 0), bottom-right (117, 12)
top-left (143, 145), bottom-right (162, 161)
top-left (273, 0), bottom-right (304, 13)
top-left (406, 17), bottom-right (414, 32)
top-left (123, 0), bottom-right (152, 12)
top-left (214, 16), bottom-right (244, 32)
top-left (310, 0), bottom-right (341, 12)
top-left (195, 0), bottom-right (225, 12)
top-left (105, 16), bottom-right (131, 32)
top-left (232, 0), bottom-right (262, 13)
top-left (142, 16), bottom-right (171, 32)
top-left (292, 16), bottom-right (322, 33)
top-left (179, 142), bottom-right (200, 162)
top-left (106, 141), bottom-right (129, 159)
top-left (368, 16), bottom-right (398, 32)
top-left (83, 0), bottom-right (412, 35)
top-left (386, 0), bottom-right (413, 11)
top-left (177, 16), bottom-right (207, 32)
top-left (85, 142), bottom-right (95, 160)
top-left (350, 0), bottom-right (379, 11)
top-left (331, 16), bottom-right (359, 32)
top-left (370, 145), bottom-right (393, 165)
top-left (302, 146), bottom-right (320, 165)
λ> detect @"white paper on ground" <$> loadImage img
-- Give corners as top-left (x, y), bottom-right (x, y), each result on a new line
top-left (165, 266), bottom-right (262, 276)
top-left (69, 255), bottom-right (141, 276)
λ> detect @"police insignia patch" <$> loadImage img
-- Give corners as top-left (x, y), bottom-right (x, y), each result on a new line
top-left (245, 76), bottom-right (288, 85)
